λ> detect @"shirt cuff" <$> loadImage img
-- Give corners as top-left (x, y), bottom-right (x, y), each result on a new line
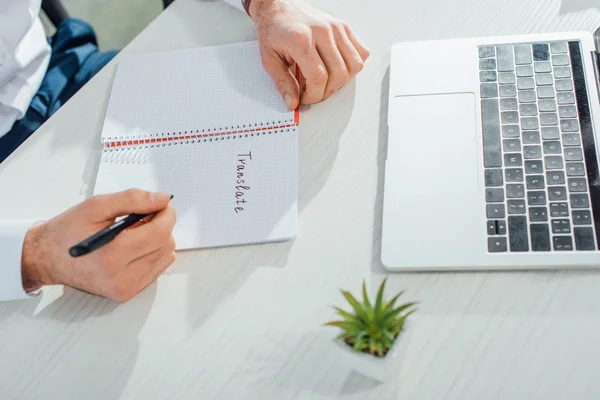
top-left (0, 220), bottom-right (38, 301)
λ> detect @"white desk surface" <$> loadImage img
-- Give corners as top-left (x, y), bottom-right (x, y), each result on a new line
top-left (1, 0), bottom-right (600, 398)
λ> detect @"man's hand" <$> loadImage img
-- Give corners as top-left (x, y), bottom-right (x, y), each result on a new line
top-left (21, 189), bottom-right (177, 302)
top-left (250, 0), bottom-right (370, 110)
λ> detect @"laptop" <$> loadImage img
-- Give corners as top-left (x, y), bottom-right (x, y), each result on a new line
top-left (381, 29), bottom-right (600, 270)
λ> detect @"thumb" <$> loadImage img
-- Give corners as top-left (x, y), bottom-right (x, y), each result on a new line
top-left (263, 52), bottom-right (300, 111)
top-left (88, 189), bottom-right (171, 221)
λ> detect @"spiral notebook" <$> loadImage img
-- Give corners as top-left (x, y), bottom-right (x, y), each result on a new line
top-left (94, 41), bottom-right (299, 250)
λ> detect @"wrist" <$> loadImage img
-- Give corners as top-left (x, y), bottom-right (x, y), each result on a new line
top-left (21, 222), bottom-right (53, 292)
top-left (248, 0), bottom-right (281, 21)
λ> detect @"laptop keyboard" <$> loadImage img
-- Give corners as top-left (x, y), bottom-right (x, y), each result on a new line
top-left (478, 41), bottom-right (599, 253)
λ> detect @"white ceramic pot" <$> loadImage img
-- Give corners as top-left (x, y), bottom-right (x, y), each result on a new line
top-left (332, 326), bottom-right (409, 382)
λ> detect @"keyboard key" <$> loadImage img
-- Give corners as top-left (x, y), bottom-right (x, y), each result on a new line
top-left (486, 188), bottom-right (505, 202)
top-left (542, 127), bottom-right (560, 139)
top-left (552, 54), bottom-right (569, 66)
top-left (507, 184), bottom-right (525, 198)
top-left (526, 175), bottom-right (545, 189)
top-left (479, 46), bottom-right (495, 58)
top-left (498, 72), bottom-right (516, 84)
top-left (558, 106), bottom-right (577, 118)
top-left (521, 117), bottom-right (539, 130)
top-left (533, 44), bottom-right (550, 61)
top-left (504, 152), bottom-right (523, 166)
top-left (501, 98), bottom-right (518, 110)
top-left (481, 83), bottom-right (498, 98)
top-left (568, 178), bottom-right (587, 192)
top-left (552, 219), bottom-right (571, 234)
top-left (487, 204), bottom-right (506, 218)
top-left (548, 186), bottom-right (567, 200)
top-left (540, 113), bottom-right (559, 126)
top-left (482, 99), bottom-right (502, 167)
top-left (550, 42), bottom-right (568, 54)
top-left (480, 71), bottom-right (498, 82)
top-left (485, 169), bottom-right (504, 186)
top-left (535, 73), bottom-right (554, 86)
top-left (553, 236), bottom-right (574, 251)
top-left (508, 216), bottom-right (529, 251)
top-left (535, 61), bottom-right (552, 73)
top-left (525, 160), bottom-right (543, 173)
top-left (524, 145), bottom-right (542, 159)
top-left (527, 190), bottom-right (547, 205)
top-left (537, 87), bottom-right (555, 98)
top-left (543, 140), bottom-right (562, 154)
top-left (563, 133), bottom-right (581, 146)
top-left (539, 99), bottom-right (557, 112)
top-left (571, 193), bottom-right (590, 209)
top-left (545, 155), bottom-right (564, 169)
top-left (497, 45), bottom-right (515, 71)
top-left (501, 111), bottom-right (519, 124)
top-left (516, 65), bottom-right (534, 77)
top-left (517, 77), bottom-right (535, 90)
top-left (519, 90), bottom-right (536, 103)
top-left (564, 147), bottom-right (583, 161)
top-left (566, 162), bottom-right (585, 176)
top-left (503, 139), bottom-right (521, 152)
top-left (520, 103), bottom-right (538, 116)
top-left (530, 223), bottom-right (551, 251)
top-left (508, 199), bottom-right (526, 214)
top-left (487, 220), bottom-right (507, 235)
top-left (549, 203), bottom-right (569, 218)
top-left (480, 58), bottom-right (497, 70)
top-left (530, 206), bottom-right (549, 221)
top-left (574, 227), bottom-right (595, 250)
top-left (555, 79), bottom-right (574, 91)
top-left (557, 92), bottom-right (575, 104)
top-left (488, 237), bottom-right (508, 252)
top-left (523, 131), bottom-right (541, 144)
top-left (547, 170), bottom-right (566, 185)
top-left (505, 168), bottom-right (524, 182)
top-left (573, 210), bottom-right (592, 225)
top-left (515, 44), bottom-right (532, 64)
top-left (561, 119), bottom-right (579, 132)
top-left (554, 66), bottom-right (571, 78)
top-left (500, 85), bottom-right (517, 98)
top-left (502, 125), bottom-right (519, 138)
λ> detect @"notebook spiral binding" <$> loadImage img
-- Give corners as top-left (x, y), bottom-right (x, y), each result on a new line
top-left (101, 119), bottom-right (298, 164)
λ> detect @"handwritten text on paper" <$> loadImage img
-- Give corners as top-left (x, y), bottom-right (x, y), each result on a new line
top-left (234, 152), bottom-right (252, 214)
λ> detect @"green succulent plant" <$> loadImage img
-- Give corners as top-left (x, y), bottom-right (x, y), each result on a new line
top-left (325, 278), bottom-right (417, 358)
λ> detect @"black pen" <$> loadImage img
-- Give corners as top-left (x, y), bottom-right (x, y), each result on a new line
top-left (69, 195), bottom-right (174, 258)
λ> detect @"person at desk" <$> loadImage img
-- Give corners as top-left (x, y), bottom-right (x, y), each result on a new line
top-left (0, 0), bottom-right (370, 302)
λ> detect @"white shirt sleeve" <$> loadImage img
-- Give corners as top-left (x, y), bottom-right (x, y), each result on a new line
top-left (222, 0), bottom-right (244, 12)
top-left (0, 220), bottom-right (37, 301)
top-left (0, 0), bottom-right (51, 137)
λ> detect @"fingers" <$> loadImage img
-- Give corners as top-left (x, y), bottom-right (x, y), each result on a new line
top-left (343, 23), bottom-right (370, 62)
top-left (85, 189), bottom-right (171, 222)
top-left (289, 36), bottom-right (328, 105)
top-left (288, 22), bottom-right (370, 105)
top-left (118, 204), bottom-right (177, 262)
top-left (262, 51), bottom-right (301, 111)
top-left (110, 242), bottom-right (176, 302)
top-left (332, 23), bottom-right (365, 79)
top-left (315, 26), bottom-right (349, 99)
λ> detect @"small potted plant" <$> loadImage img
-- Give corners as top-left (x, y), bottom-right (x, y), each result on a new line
top-left (325, 278), bottom-right (417, 382)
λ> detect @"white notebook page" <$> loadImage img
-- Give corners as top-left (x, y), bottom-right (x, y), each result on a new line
top-left (94, 42), bottom-right (298, 249)
top-left (102, 41), bottom-right (295, 140)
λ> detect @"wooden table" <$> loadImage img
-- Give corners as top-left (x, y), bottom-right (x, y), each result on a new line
top-left (1, 0), bottom-right (600, 398)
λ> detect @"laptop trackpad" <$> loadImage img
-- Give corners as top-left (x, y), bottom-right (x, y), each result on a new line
top-left (388, 92), bottom-right (480, 193)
